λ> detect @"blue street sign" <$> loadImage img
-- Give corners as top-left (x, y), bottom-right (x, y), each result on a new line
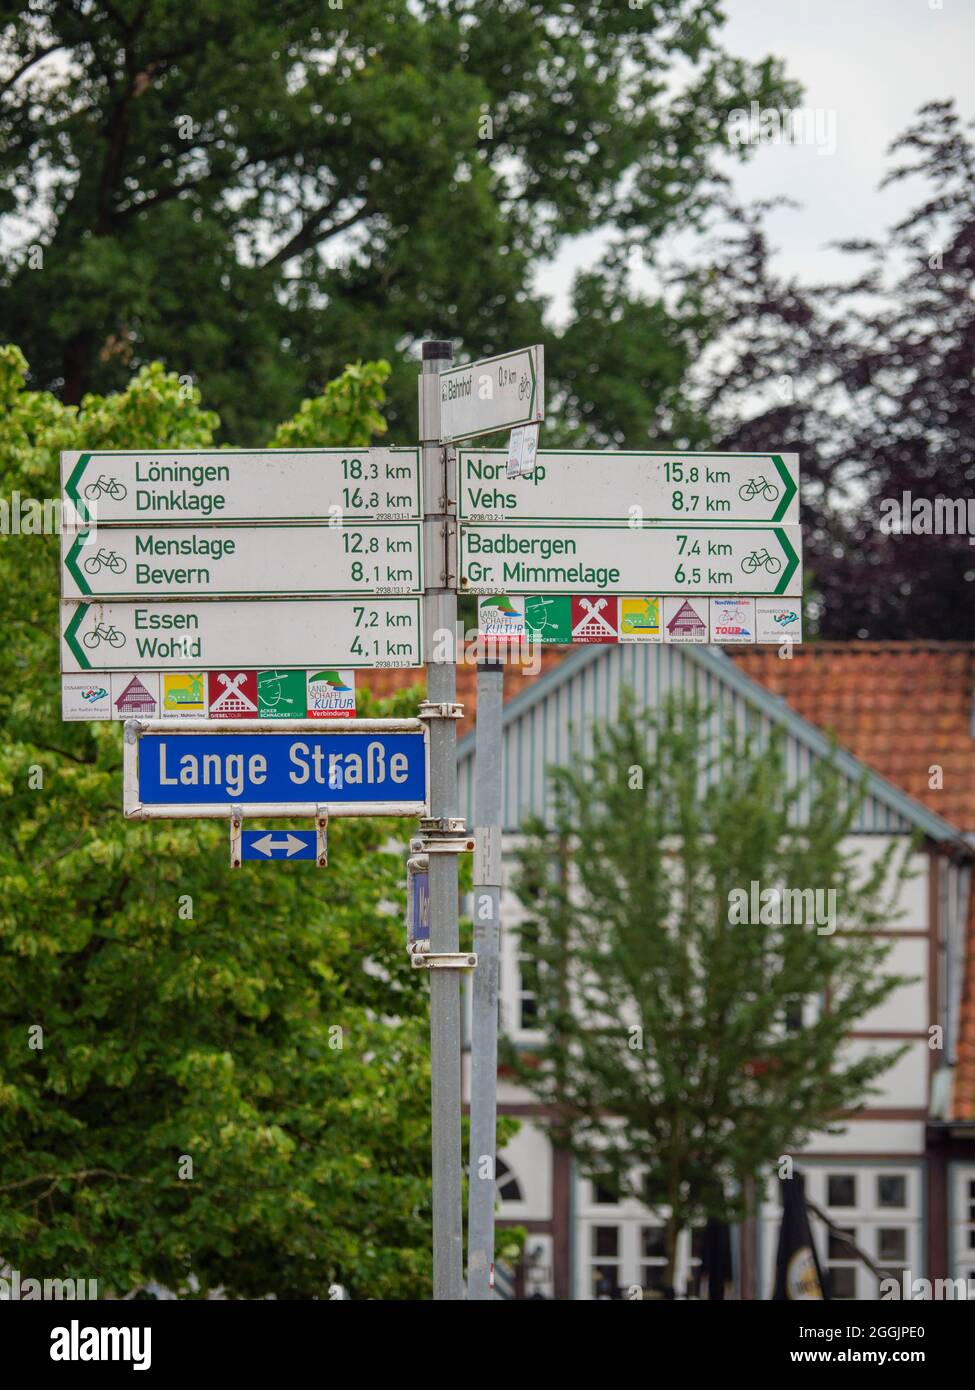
top-left (410, 869), bottom-right (430, 944)
top-left (128, 728), bottom-right (428, 817)
top-left (242, 830), bottom-right (317, 861)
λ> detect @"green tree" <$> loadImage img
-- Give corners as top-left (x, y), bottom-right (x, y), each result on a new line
top-left (507, 693), bottom-right (910, 1293)
top-left (0, 1), bottom-right (797, 443)
top-left (0, 345), bottom-right (435, 1298)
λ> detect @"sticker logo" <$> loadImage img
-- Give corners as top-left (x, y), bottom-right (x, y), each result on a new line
top-left (571, 596), bottom-right (618, 643)
top-left (162, 672), bottom-right (207, 717)
top-left (62, 676), bottom-right (112, 722)
top-left (663, 598), bottom-right (708, 643)
top-left (710, 597), bottom-right (755, 644)
top-left (113, 675), bottom-right (158, 717)
top-left (307, 670), bottom-right (356, 719)
top-left (478, 595), bottom-right (526, 641)
top-left (257, 669), bottom-right (306, 720)
top-left (619, 597), bottom-right (662, 642)
top-left (208, 671), bottom-right (258, 718)
top-left (524, 595), bottom-right (572, 644)
top-left (756, 599), bottom-right (803, 644)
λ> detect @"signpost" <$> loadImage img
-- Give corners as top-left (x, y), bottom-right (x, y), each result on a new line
top-left (460, 522), bottom-right (802, 597)
top-left (61, 597), bottom-right (423, 671)
top-left (60, 328), bottom-right (803, 1303)
top-left (458, 449), bottom-right (800, 525)
top-left (61, 447), bottom-right (421, 525)
top-left (438, 345), bottom-right (544, 444)
top-left (61, 523), bottom-right (422, 599)
top-left (123, 719), bottom-right (429, 819)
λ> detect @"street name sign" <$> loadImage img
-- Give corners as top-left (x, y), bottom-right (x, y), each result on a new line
top-left (241, 830), bottom-right (318, 860)
top-left (457, 450), bottom-right (800, 525)
top-left (61, 597), bottom-right (423, 671)
top-left (459, 523), bottom-right (802, 597)
top-left (60, 448), bottom-right (421, 526)
top-left (439, 346), bottom-right (544, 443)
top-left (61, 523), bottom-right (422, 599)
top-left (123, 719), bottom-right (429, 819)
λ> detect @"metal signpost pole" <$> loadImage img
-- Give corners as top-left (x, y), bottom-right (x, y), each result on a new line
top-left (419, 340), bottom-right (464, 1301)
top-left (467, 655), bottom-right (503, 1299)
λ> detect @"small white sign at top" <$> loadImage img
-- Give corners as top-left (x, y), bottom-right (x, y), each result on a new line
top-left (439, 345), bottom-right (544, 444)
top-left (506, 423), bottom-right (539, 479)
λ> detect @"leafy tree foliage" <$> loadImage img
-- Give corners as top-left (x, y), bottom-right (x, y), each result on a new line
top-left (507, 693), bottom-right (909, 1291)
top-left (0, 1), bottom-right (796, 442)
top-left (0, 345), bottom-right (434, 1298)
top-left (685, 101), bottom-right (975, 637)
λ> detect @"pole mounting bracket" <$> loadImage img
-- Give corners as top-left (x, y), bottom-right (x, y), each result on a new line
top-left (418, 699), bottom-right (464, 722)
top-left (412, 950), bottom-right (478, 971)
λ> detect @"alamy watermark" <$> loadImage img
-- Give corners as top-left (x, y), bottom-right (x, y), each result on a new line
top-left (0, 1265), bottom-right (97, 1299)
top-left (728, 881), bottom-right (837, 935)
top-left (727, 102), bottom-right (837, 157)
top-left (879, 491), bottom-right (975, 543)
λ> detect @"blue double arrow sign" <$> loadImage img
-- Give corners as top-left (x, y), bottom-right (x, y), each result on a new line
top-left (242, 830), bottom-right (316, 861)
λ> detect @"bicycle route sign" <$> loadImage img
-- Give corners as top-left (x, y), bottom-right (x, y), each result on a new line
top-left (60, 448), bottom-right (421, 526)
top-left (125, 725), bottom-right (429, 819)
top-left (459, 523), bottom-right (802, 597)
top-left (457, 450), bottom-right (799, 525)
top-left (60, 597), bottom-right (423, 671)
top-left (438, 345), bottom-right (544, 444)
top-left (60, 523), bottom-right (422, 599)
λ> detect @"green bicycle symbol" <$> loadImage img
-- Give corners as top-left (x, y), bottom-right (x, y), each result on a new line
top-left (738, 476), bottom-right (780, 503)
top-left (741, 547), bottom-right (782, 576)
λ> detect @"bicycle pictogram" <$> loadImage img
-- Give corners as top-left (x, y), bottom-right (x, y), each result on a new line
top-left (741, 547), bottom-right (782, 576)
top-left (83, 475), bottom-right (127, 501)
top-left (83, 548), bottom-right (127, 575)
top-left (82, 622), bottom-right (126, 649)
top-left (738, 476), bottom-right (779, 503)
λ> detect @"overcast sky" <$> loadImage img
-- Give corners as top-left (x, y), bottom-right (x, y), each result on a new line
top-left (536, 0), bottom-right (975, 322)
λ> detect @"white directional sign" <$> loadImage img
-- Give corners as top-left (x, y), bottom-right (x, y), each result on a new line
top-left (60, 448), bottom-right (420, 526)
top-left (61, 597), bottom-right (422, 671)
top-left (457, 449), bottom-right (800, 525)
top-left (61, 523), bottom-right (422, 599)
top-left (459, 523), bottom-right (802, 597)
top-left (439, 346), bottom-right (544, 443)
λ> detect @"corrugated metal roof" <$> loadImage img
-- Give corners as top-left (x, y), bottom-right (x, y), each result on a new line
top-left (456, 643), bottom-right (971, 845)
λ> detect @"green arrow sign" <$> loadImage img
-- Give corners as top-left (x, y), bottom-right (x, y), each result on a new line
top-left (459, 523), bottom-right (802, 597)
top-left (457, 450), bottom-right (800, 524)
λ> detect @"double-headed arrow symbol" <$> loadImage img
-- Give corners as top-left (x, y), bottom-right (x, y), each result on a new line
top-left (250, 833), bottom-right (308, 858)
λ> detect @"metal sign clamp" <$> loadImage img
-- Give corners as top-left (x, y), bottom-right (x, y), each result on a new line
top-left (418, 818), bottom-right (476, 856)
top-left (316, 805), bottom-right (328, 867)
top-left (230, 804), bottom-right (243, 870)
top-left (418, 699), bottom-right (464, 723)
top-left (412, 950), bottom-right (478, 971)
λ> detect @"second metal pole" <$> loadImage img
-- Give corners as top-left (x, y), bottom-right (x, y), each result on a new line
top-left (467, 658), bottom-right (503, 1298)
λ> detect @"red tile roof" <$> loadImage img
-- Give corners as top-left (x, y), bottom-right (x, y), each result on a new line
top-left (730, 642), bottom-right (975, 1124)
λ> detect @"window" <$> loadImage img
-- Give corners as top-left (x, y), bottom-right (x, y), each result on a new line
top-left (878, 1228), bottom-right (907, 1263)
top-left (828, 1227), bottom-right (856, 1260)
top-left (827, 1174), bottom-right (856, 1207)
top-left (517, 923), bottom-right (540, 1029)
top-left (591, 1226), bottom-right (621, 1298)
top-left (593, 1180), bottom-right (619, 1205)
top-left (830, 1267), bottom-right (856, 1300)
top-left (495, 1158), bottom-right (523, 1204)
top-left (640, 1226), bottom-right (668, 1294)
top-left (877, 1175), bottom-right (906, 1209)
